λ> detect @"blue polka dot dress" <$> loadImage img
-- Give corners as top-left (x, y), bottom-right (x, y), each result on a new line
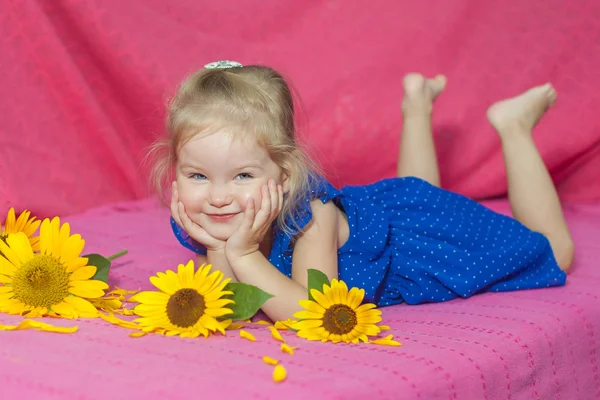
top-left (171, 176), bottom-right (566, 306)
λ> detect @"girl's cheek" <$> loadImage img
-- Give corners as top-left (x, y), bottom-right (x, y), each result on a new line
top-left (242, 188), bottom-right (261, 209)
top-left (178, 185), bottom-right (204, 213)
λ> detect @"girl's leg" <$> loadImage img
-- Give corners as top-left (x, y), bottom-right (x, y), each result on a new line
top-left (487, 84), bottom-right (575, 272)
top-left (397, 73), bottom-right (446, 187)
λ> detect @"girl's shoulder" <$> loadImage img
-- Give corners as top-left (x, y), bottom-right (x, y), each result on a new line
top-left (278, 175), bottom-right (341, 239)
top-left (307, 175), bottom-right (342, 203)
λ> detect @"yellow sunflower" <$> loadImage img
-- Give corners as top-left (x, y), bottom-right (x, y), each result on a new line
top-left (1, 208), bottom-right (41, 251)
top-left (130, 260), bottom-right (234, 338)
top-left (0, 217), bottom-right (108, 318)
top-left (293, 279), bottom-right (383, 343)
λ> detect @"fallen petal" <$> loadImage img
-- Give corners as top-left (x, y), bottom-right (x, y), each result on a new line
top-left (240, 329), bottom-right (256, 342)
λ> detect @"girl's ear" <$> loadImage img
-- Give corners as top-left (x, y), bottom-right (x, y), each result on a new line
top-left (281, 173), bottom-right (291, 194)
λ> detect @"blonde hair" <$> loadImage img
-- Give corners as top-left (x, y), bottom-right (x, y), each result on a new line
top-left (148, 64), bottom-right (323, 235)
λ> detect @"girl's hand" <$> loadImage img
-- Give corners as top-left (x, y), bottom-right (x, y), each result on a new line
top-left (170, 182), bottom-right (226, 252)
top-left (225, 180), bottom-right (283, 260)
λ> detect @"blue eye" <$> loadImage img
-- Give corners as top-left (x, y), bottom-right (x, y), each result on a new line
top-left (235, 173), bottom-right (253, 180)
top-left (190, 173), bottom-right (207, 180)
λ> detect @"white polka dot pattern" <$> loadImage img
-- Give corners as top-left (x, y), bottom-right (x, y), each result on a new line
top-left (269, 177), bottom-right (566, 306)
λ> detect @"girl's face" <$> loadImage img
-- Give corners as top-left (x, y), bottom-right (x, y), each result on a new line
top-left (175, 132), bottom-right (289, 241)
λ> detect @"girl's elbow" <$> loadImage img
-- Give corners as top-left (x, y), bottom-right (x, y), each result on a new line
top-left (557, 238), bottom-right (575, 273)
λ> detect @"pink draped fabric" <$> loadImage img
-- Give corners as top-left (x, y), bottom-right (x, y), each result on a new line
top-left (1, 0), bottom-right (599, 218)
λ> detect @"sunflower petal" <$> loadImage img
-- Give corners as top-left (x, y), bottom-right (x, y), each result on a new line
top-left (197, 271), bottom-right (221, 293)
top-left (100, 313), bottom-right (142, 330)
top-left (0, 255), bottom-right (16, 276)
top-left (69, 266), bottom-right (97, 281)
top-left (185, 260), bottom-right (196, 287)
top-left (51, 301), bottom-right (78, 318)
top-left (263, 356), bottom-right (279, 365)
top-left (3, 208), bottom-right (16, 232)
top-left (293, 310), bottom-right (324, 320)
top-left (164, 270), bottom-right (181, 290)
top-left (133, 303), bottom-right (166, 317)
top-left (310, 289), bottom-right (332, 309)
top-left (29, 236), bottom-right (41, 252)
top-left (38, 218), bottom-right (52, 255)
top-left (293, 319), bottom-right (323, 329)
top-left (66, 257), bottom-right (88, 273)
top-left (272, 365), bottom-right (287, 383)
top-left (149, 274), bottom-right (177, 294)
top-left (347, 287), bottom-right (364, 309)
top-left (130, 291), bottom-right (170, 305)
top-left (208, 298), bottom-right (234, 308)
top-left (269, 326), bottom-right (285, 342)
top-left (69, 280), bottom-right (108, 298)
top-left (15, 210), bottom-right (30, 232)
top-left (298, 299), bottom-right (325, 314)
top-left (11, 232), bottom-right (35, 263)
top-left (194, 263), bottom-right (211, 281)
top-left (371, 337), bottom-right (402, 347)
top-left (22, 218), bottom-right (41, 238)
top-left (240, 329), bottom-right (256, 341)
top-left (55, 219), bottom-right (68, 254)
top-left (8, 319), bottom-right (78, 333)
top-left (177, 261), bottom-right (192, 288)
top-left (297, 326), bottom-right (327, 340)
top-left (281, 343), bottom-right (296, 355)
top-left (204, 307), bottom-right (233, 317)
top-left (2, 233), bottom-right (32, 266)
top-left (206, 270), bottom-right (227, 292)
top-left (358, 315), bottom-right (383, 325)
top-left (355, 303), bottom-right (378, 313)
top-left (48, 218), bottom-right (62, 257)
top-left (63, 296), bottom-right (99, 316)
top-left (60, 234), bottom-right (85, 264)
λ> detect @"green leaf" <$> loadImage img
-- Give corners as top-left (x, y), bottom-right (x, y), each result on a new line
top-left (83, 253), bottom-right (111, 284)
top-left (222, 282), bottom-right (273, 321)
top-left (307, 269), bottom-right (330, 301)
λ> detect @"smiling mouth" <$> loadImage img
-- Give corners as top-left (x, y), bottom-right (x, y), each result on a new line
top-left (206, 213), bottom-right (238, 222)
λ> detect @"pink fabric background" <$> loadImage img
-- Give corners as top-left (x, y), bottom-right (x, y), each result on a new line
top-left (1, 2), bottom-right (600, 398)
top-left (1, 198), bottom-right (599, 399)
top-left (1, 0), bottom-right (600, 218)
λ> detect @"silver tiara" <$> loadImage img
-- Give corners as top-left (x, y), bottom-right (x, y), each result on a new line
top-left (204, 60), bottom-right (243, 69)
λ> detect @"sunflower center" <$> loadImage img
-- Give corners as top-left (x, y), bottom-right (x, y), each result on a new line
top-left (11, 255), bottom-right (70, 307)
top-left (322, 304), bottom-right (358, 334)
top-left (166, 288), bottom-right (206, 328)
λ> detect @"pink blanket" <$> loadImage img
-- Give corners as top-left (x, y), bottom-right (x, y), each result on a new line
top-left (1, 0), bottom-right (600, 218)
top-left (1, 198), bottom-right (599, 399)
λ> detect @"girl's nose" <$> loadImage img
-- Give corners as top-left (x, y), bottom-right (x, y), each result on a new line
top-left (208, 185), bottom-right (233, 207)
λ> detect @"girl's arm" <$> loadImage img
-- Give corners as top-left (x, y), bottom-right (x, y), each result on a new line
top-left (229, 200), bottom-right (340, 321)
top-left (197, 251), bottom-right (238, 282)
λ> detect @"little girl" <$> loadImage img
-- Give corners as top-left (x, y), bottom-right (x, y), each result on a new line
top-left (151, 60), bottom-right (573, 322)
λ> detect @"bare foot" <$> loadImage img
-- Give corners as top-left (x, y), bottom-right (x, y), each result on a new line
top-left (402, 73), bottom-right (447, 113)
top-left (487, 83), bottom-right (557, 138)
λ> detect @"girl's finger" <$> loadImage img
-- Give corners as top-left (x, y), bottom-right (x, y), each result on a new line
top-left (178, 202), bottom-right (194, 232)
top-left (277, 184), bottom-right (284, 214)
top-left (254, 184), bottom-right (271, 229)
top-left (269, 180), bottom-right (278, 215)
top-left (171, 184), bottom-right (183, 227)
top-left (241, 197), bottom-right (256, 232)
top-left (178, 202), bottom-right (210, 243)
